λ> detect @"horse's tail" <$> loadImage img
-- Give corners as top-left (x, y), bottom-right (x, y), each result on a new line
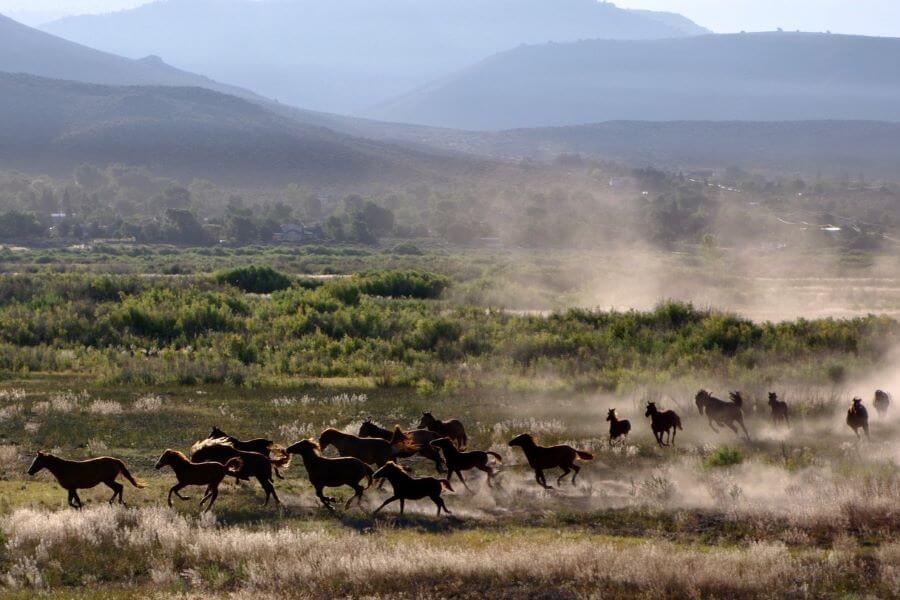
top-left (459, 430), bottom-right (468, 451)
top-left (575, 450), bottom-right (594, 461)
top-left (117, 461), bottom-right (146, 488)
top-left (730, 392), bottom-right (743, 409)
top-left (269, 447), bottom-right (292, 472)
top-left (363, 465), bottom-right (374, 489)
top-left (225, 457), bottom-right (244, 475)
top-left (675, 415), bottom-right (683, 430)
top-left (390, 427), bottom-right (420, 455)
top-left (440, 478), bottom-right (454, 492)
top-left (486, 451), bottom-right (503, 463)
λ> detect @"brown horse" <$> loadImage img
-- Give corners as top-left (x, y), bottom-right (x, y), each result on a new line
top-left (695, 390), bottom-right (750, 440)
top-left (286, 439), bottom-right (373, 510)
top-left (208, 426), bottom-right (278, 457)
top-left (507, 433), bottom-right (593, 489)
top-left (606, 408), bottom-right (631, 446)
top-left (191, 439), bottom-right (290, 505)
top-left (645, 402), bottom-right (682, 447)
top-left (358, 420), bottom-right (445, 472)
top-left (319, 428), bottom-right (414, 467)
top-left (874, 390), bottom-right (891, 419)
top-left (847, 398), bottom-right (870, 440)
top-left (154, 449), bottom-right (242, 512)
top-left (429, 437), bottom-right (502, 491)
top-left (418, 412), bottom-right (468, 450)
top-left (27, 452), bottom-right (145, 508)
top-left (768, 392), bottom-right (790, 427)
top-left (371, 462), bottom-right (453, 516)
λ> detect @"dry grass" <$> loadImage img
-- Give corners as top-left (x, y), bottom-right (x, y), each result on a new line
top-left (0, 505), bottom-right (871, 597)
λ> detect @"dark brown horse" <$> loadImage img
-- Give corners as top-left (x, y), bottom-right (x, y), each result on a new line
top-left (874, 390), bottom-right (891, 419)
top-left (191, 438), bottom-right (291, 505)
top-left (695, 390), bottom-right (750, 440)
top-left (418, 412), bottom-right (468, 450)
top-left (606, 408), bottom-right (631, 446)
top-left (429, 437), bottom-right (502, 490)
top-left (358, 420), bottom-right (445, 472)
top-left (27, 452), bottom-right (145, 508)
top-left (507, 433), bottom-right (593, 489)
top-left (286, 439), bottom-right (373, 510)
top-left (371, 462), bottom-right (453, 516)
top-left (208, 426), bottom-right (278, 457)
top-left (768, 392), bottom-right (790, 427)
top-left (155, 449), bottom-right (242, 512)
top-left (847, 398), bottom-right (870, 440)
top-left (645, 402), bottom-right (682, 447)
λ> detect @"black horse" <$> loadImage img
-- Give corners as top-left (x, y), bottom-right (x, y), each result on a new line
top-left (695, 390), bottom-right (750, 441)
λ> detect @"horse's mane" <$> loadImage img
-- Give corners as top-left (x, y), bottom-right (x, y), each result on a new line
top-left (164, 449), bottom-right (191, 463)
top-left (190, 437), bottom-right (234, 454)
top-left (305, 438), bottom-right (322, 452)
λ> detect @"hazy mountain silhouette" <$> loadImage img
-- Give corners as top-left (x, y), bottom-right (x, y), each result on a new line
top-left (0, 72), bottom-right (486, 185)
top-left (372, 32), bottom-right (900, 129)
top-left (43, 0), bottom-right (708, 113)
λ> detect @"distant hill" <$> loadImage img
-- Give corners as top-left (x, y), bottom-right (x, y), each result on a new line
top-left (43, 0), bottom-right (708, 113)
top-left (0, 13), bottom-right (262, 100)
top-left (371, 32), bottom-right (900, 130)
top-left (0, 72), bottom-right (485, 186)
top-left (456, 121), bottom-right (900, 179)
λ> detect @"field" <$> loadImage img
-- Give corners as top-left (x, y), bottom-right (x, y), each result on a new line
top-left (0, 245), bottom-right (899, 598)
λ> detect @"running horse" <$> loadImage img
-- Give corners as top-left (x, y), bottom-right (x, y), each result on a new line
top-left (27, 451), bottom-right (146, 508)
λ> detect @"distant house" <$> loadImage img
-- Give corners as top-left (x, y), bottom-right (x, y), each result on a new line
top-left (274, 223), bottom-right (324, 244)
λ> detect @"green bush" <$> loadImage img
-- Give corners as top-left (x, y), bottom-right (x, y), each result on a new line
top-left (215, 266), bottom-right (293, 294)
top-left (704, 447), bottom-right (744, 468)
top-left (357, 270), bottom-right (449, 299)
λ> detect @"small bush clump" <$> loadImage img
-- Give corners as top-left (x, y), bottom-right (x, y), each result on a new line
top-left (215, 266), bottom-right (293, 294)
top-left (705, 446), bottom-right (744, 468)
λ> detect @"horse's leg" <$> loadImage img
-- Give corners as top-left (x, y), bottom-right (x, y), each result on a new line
top-left (373, 495), bottom-right (398, 515)
top-left (105, 480), bottom-right (124, 504)
top-left (477, 464), bottom-right (494, 487)
top-left (571, 464), bottom-right (580, 485)
top-left (535, 469), bottom-right (552, 489)
top-left (707, 417), bottom-right (719, 433)
top-left (670, 427), bottom-right (676, 446)
top-left (345, 484), bottom-right (364, 509)
top-left (72, 491), bottom-right (83, 509)
top-left (203, 487), bottom-right (219, 512)
top-left (456, 470), bottom-right (472, 493)
top-left (399, 498), bottom-right (405, 516)
top-left (67, 489), bottom-right (77, 508)
top-left (738, 418), bottom-right (751, 441)
top-left (556, 466), bottom-right (571, 486)
top-left (315, 486), bottom-right (335, 511)
top-left (432, 495), bottom-right (450, 516)
top-left (864, 424), bottom-right (870, 440)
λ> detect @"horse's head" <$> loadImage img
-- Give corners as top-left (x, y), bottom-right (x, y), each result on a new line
top-left (372, 461), bottom-right (403, 480)
top-left (318, 428), bottom-right (338, 449)
top-left (729, 392), bottom-right (743, 408)
top-left (154, 450), bottom-right (175, 470)
top-left (768, 392), bottom-right (778, 406)
top-left (209, 426), bottom-right (225, 439)
top-left (358, 421), bottom-right (378, 437)
top-left (695, 390), bottom-right (709, 414)
top-left (286, 439), bottom-right (319, 456)
top-left (429, 437), bottom-right (453, 451)
top-left (418, 412), bottom-right (434, 428)
top-left (508, 433), bottom-right (534, 448)
top-left (606, 409), bottom-right (617, 422)
top-left (27, 451), bottom-right (47, 476)
top-left (645, 402), bottom-right (658, 418)
top-left (852, 397), bottom-right (864, 409)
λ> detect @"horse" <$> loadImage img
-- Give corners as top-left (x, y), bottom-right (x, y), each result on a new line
top-left (27, 452), bottom-right (145, 508)
top-left (606, 408), bottom-right (631, 446)
top-left (154, 449), bottom-right (242, 512)
top-left (190, 438), bottom-right (290, 505)
top-left (371, 462), bottom-right (453, 516)
top-left (847, 398), bottom-right (870, 440)
top-left (319, 428), bottom-right (398, 467)
top-left (874, 390), bottom-right (891, 419)
top-left (507, 433), bottom-right (593, 489)
top-left (695, 390), bottom-right (750, 440)
top-left (358, 419), bottom-right (446, 472)
top-left (208, 426), bottom-right (278, 457)
top-left (286, 439), bottom-right (373, 510)
top-left (645, 402), bottom-right (682, 447)
top-left (429, 437), bottom-right (502, 491)
top-left (418, 412), bottom-right (468, 450)
top-left (768, 392), bottom-right (790, 427)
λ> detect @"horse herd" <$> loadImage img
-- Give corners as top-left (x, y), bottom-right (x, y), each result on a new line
top-left (26, 391), bottom-right (892, 515)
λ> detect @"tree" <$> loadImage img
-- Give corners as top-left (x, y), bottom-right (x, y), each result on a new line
top-left (165, 209), bottom-right (212, 245)
top-left (162, 186), bottom-right (192, 210)
top-left (0, 212), bottom-right (44, 240)
top-left (226, 215), bottom-right (258, 244)
top-left (74, 165), bottom-right (107, 191)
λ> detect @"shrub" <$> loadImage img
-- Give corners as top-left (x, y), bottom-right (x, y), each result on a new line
top-left (215, 266), bottom-right (292, 294)
top-left (356, 270), bottom-right (449, 299)
top-left (704, 446), bottom-right (744, 468)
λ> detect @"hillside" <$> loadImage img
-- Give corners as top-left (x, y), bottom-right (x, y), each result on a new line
top-left (371, 32), bottom-right (900, 129)
top-left (459, 121), bottom-right (900, 179)
top-left (0, 72), bottom-right (485, 186)
top-left (43, 0), bottom-right (707, 113)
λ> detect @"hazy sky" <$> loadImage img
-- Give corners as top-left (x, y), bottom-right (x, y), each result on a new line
top-left (1, 0), bottom-right (899, 37)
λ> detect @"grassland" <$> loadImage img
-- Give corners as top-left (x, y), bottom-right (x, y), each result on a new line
top-left (0, 246), bottom-right (898, 597)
